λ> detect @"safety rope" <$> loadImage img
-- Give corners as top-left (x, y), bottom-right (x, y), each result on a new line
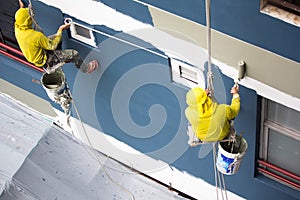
top-left (205, 0), bottom-right (214, 98)
top-left (189, 0), bottom-right (238, 147)
top-left (213, 144), bottom-right (219, 200)
top-left (213, 144), bottom-right (229, 200)
top-left (28, 0), bottom-right (44, 33)
top-left (205, 0), bottom-right (228, 199)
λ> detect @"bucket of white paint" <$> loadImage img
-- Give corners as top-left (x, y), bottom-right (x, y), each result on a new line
top-left (41, 69), bottom-right (66, 103)
top-left (216, 136), bottom-right (247, 175)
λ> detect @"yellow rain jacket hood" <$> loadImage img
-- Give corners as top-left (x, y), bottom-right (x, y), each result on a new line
top-left (15, 8), bottom-right (62, 67)
top-left (185, 87), bottom-right (240, 142)
top-left (15, 8), bottom-right (33, 30)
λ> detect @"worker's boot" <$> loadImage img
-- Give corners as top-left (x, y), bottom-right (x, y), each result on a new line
top-left (86, 60), bottom-right (99, 74)
top-left (80, 60), bottom-right (99, 74)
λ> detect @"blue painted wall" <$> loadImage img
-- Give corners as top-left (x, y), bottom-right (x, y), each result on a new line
top-left (1, 1), bottom-right (299, 199)
top-left (138, 0), bottom-right (300, 63)
top-left (0, 55), bottom-right (45, 99)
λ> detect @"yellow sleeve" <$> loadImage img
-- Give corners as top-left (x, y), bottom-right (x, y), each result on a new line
top-left (185, 106), bottom-right (200, 129)
top-left (226, 94), bottom-right (240, 120)
top-left (38, 31), bottom-right (62, 51)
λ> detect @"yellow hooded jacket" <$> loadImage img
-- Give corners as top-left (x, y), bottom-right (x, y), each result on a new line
top-left (185, 87), bottom-right (240, 142)
top-left (14, 8), bottom-right (62, 67)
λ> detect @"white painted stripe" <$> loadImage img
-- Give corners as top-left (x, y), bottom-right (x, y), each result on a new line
top-left (213, 58), bottom-right (300, 112)
top-left (38, 0), bottom-right (152, 32)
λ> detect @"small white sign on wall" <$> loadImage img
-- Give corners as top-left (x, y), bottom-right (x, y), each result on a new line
top-left (170, 58), bottom-right (205, 89)
top-left (68, 20), bottom-right (97, 47)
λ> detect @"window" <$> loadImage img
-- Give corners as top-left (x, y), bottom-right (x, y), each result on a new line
top-left (69, 20), bottom-right (97, 47)
top-left (260, 0), bottom-right (300, 27)
top-left (258, 98), bottom-right (300, 191)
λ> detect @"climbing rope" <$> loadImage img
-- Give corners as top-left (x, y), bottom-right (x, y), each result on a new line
top-left (188, 10), bottom-right (231, 146)
top-left (188, 0), bottom-right (239, 146)
top-left (205, 0), bottom-right (228, 199)
top-left (213, 143), bottom-right (229, 200)
top-left (205, 0), bottom-right (214, 97)
top-left (28, 0), bottom-right (44, 33)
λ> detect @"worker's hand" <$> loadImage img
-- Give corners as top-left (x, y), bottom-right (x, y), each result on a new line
top-left (231, 84), bottom-right (239, 95)
top-left (205, 89), bottom-right (210, 95)
top-left (19, 0), bottom-right (24, 8)
top-left (59, 24), bottom-right (71, 32)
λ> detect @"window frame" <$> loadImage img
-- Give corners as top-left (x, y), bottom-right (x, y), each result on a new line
top-left (258, 98), bottom-right (300, 191)
top-left (169, 57), bottom-right (205, 89)
top-left (260, 0), bottom-right (300, 27)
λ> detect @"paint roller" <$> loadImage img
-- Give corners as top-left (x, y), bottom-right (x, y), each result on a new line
top-left (237, 60), bottom-right (246, 81)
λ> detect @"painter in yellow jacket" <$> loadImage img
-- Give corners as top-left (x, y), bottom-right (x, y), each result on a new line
top-left (185, 86), bottom-right (240, 142)
top-left (14, 3), bottom-right (98, 74)
top-left (14, 7), bottom-right (63, 67)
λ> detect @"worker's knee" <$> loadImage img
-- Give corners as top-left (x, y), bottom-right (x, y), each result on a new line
top-left (62, 49), bottom-right (79, 57)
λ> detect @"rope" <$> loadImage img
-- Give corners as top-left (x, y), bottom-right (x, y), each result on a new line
top-left (205, 1), bottom-right (228, 199)
top-left (189, 0), bottom-right (218, 147)
top-left (28, 0), bottom-right (44, 33)
top-left (221, 173), bottom-right (228, 200)
top-left (213, 144), bottom-right (228, 200)
top-left (205, 0), bottom-right (214, 97)
top-left (217, 168), bottom-right (224, 200)
top-left (213, 144), bottom-right (219, 200)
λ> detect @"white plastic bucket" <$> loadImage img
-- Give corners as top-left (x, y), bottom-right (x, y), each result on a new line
top-left (216, 136), bottom-right (247, 175)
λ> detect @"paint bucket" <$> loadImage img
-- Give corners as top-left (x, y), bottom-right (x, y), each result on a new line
top-left (216, 135), bottom-right (247, 175)
top-left (41, 68), bottom-right (73, 115)
top-left (41, 68), bottom-right (66, 103)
